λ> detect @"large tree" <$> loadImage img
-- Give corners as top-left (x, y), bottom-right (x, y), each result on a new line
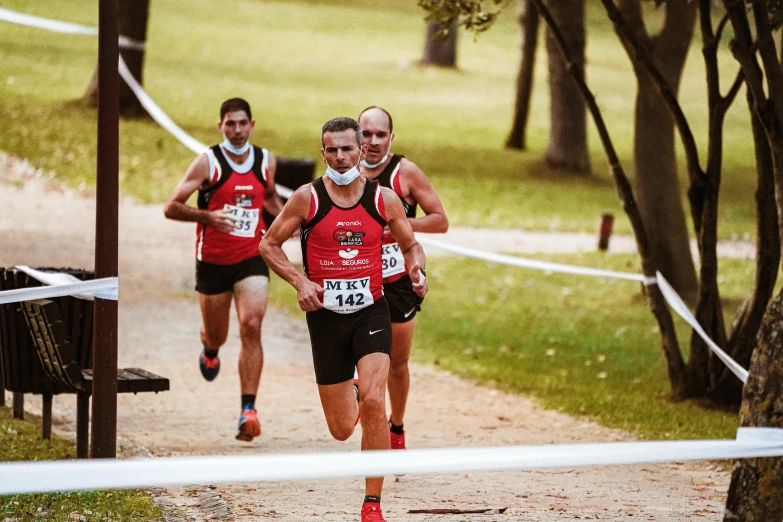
top-left (615, 0), bottom-right (699, 302)
top-left (506, 0), bottom-right (540, 150)
top-left (544, 0), bottom-right (590, 173)
top-left (84, 0), bottom-right (150, 117)
top-left (421, 19), bottom-right (459, 67)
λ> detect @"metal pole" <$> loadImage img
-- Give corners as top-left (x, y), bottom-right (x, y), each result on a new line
top-left (91, 0), bottom-right (119, 459)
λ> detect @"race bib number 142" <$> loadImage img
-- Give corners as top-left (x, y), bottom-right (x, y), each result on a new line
top-left (323, 277), bottom-right (374, 314)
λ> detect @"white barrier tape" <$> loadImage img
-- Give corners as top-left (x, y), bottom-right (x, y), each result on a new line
top-left (118, 36), bottom-right (146, 52)
top-left (15, 265), bottom-right (95, 301)
top-left (0, 8), bottom-right (144, 50)
top-left (737, 426), bottom-right (783, 442)
top-left (416, 235), bottom-right (650, 283)
top-left (1, 430), bottom-right (783, 495)
top-left (0, 277), bottom-right (118, 305)
top-left (415, 235), bottom-right (749, 383)
top-left (656, 271), bottom-right (749, 383)
top-left (0, 7), bottom-right (97, 35)
top-left (117, 56), bottom-right (208, 155)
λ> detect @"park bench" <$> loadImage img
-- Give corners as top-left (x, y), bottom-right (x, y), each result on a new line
top-left (0, 267), bottom-right (169, 458)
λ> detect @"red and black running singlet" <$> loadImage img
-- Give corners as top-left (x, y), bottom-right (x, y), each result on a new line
top-left (301, 178), bottom-right (388, 314)
top-left (375, 154), bottom-right (416, 283)
top-left (195, 145), bottom-right (269, 265)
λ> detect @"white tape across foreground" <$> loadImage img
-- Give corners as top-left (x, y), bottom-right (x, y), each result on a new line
top-left (1, 433), bottom-right (782, 495)
top-left (0, 277), bottom-right (118, 305)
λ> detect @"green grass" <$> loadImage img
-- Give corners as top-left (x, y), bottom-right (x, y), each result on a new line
top-left (269, 252), bottom-right (753, 440)
top-left (0, 407), bottom-right (162, 521)
top-left (0, 0), bottom-right (757, 237)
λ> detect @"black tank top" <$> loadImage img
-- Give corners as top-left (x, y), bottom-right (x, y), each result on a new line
top-left (375, 154), bottom-right (417, 219)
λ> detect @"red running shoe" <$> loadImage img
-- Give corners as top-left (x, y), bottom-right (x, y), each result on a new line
top-left (361, 502), bottom-right (386, 522)
top-left (199, 350), bottom-right (220, 381)
top-left (390, 429), bottom-right (406, 450)
top-left (236, 408), bottom-right (261, 442)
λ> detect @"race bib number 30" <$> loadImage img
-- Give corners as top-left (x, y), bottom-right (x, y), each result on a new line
top-left (223, 204), bottom-right (260, 238)
top-left (323, 277), bottom-right (374, 314)
top-left (382, 243), bottom-right (406, 278)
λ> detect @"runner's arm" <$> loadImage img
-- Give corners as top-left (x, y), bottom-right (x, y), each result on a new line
top-left (163, 154), bottom-right (234, 234)
top-left (259, 186), bottom-right (324, 311)
top-left (263, 152), bottom-right (285, 217)
top-left (382, 188), bottom-right (428, 298)
top-left (402, 160), bottom-right (448, 234)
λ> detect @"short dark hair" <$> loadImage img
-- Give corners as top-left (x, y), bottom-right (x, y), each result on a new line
top-left (321, 117), bottom-right (363, 147)
top-left (358, 106), bottom-right (393, 133)
top-left (220, 98), bottom-right (252, 121)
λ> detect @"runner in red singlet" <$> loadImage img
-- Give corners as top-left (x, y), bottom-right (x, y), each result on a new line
top-left (358, 107), bottom-right (449, 451)
top-left (260, 117), bottom-right (427, 522)
top-left (164, 98), bottom-right (283, 443)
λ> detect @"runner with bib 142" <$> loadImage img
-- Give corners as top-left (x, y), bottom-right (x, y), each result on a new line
top-left (260, 117), bottom-right (427, 522)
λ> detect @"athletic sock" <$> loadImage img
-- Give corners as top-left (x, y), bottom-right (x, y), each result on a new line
top-left (241, 395), bottom-right (256, 411)
top-left (203, 347), bottom-right (218, 359)
top-left (389, 421), bottom-right (404, 435)
top-left (364, 495), bottom-right (381, 504)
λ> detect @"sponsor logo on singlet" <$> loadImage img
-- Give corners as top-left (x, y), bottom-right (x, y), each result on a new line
top-left (333, 228), bottom-right (365, 246)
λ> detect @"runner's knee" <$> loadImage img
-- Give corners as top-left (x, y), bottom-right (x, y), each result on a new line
top-left (327, 419), bottom-right (355, 441)
top-left (389, 358), bottom-right (409, 378)
top-left (238, 315), bottom-right (262, 342)
top-left (359, 394), bottom-right (385, 420)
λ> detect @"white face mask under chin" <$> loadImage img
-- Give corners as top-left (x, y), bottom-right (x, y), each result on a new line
top-left (360, 139), bottom-right (392, 169)
top-left (324, 160), bottom-right (362, 186)
top-left (222, 138), bottom-right (250, 155)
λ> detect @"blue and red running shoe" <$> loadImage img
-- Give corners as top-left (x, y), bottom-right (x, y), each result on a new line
top-left (236, 407), bottom-right (261, 442)
top-left (199, 349), bottom-right (220, 381)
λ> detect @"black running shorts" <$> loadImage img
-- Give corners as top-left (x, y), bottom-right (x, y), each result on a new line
top-left (384, 274), bottom-right (424, 323)
top-left (306, 297), bottom-right (392, 385)
top-left (195, 256), bottom-right (269, 295)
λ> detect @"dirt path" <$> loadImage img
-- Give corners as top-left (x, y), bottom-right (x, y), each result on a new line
top-left (0, 164), bottom-right (733, 521)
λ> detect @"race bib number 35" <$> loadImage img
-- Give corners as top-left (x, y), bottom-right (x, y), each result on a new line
top-left (323, 277), bottom-right (374, 314)
top-left (223, 204), bottom-right (260, 238)
top-left (382, 243), bottom-right (406, 278)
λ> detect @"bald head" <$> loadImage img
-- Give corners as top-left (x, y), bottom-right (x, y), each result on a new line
top-left (358, 106), bottom-right (393, 134)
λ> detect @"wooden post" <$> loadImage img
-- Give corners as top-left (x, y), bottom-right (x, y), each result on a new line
top-left (12, 392), bottom-right (23, 419)
top-left (91, 0), bottom-right (120, 459)
top-left (598, 213), bottom-right (614, 251)
top-left (77, 392), bottom-right (90, 459)
top-left (41, 392), bottom-right (52, 439)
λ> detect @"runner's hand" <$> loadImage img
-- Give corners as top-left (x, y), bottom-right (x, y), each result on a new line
top-left (409, 263), bottom-right (428, 298)
top-left (206, 209), bottom-right (237, 234)
top-left (297, 279), bottom-right (325, 312)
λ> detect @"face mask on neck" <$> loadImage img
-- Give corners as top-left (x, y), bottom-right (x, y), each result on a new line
top-left (324, 159), bottom-right (362, 186)
top-left (360, 139), bottom-right (392, 169)
top-left (221, 138), bottom-right (250, 155)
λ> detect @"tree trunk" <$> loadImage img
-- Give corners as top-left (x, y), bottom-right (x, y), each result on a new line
top-left (544, 0), bottom-right (590, 173)
top-left (84, 0), bottom-right (150, 117)
top-left (421, 19), bottom-right (458, 68)
top-left (720, 94), bottom-right (780, 403)
top-left (723, 291), bottom-right (783, 521)
top-left (506, 0), bottom-right (540, 150)
top-left (621, 0), bottom-right (699, 302)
